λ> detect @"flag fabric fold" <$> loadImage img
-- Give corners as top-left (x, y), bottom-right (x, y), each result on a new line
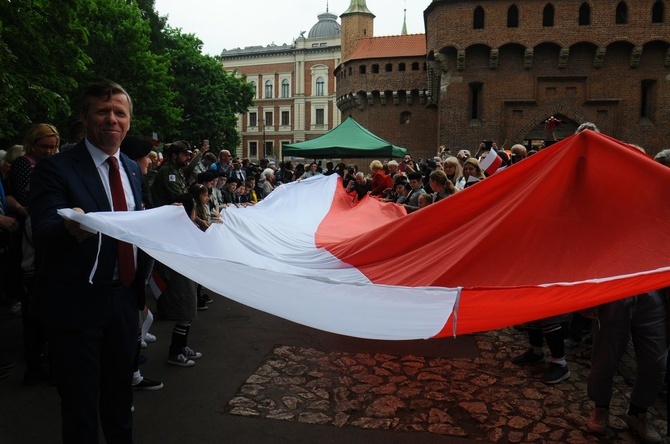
top-left (58, 131), bottom-right (670, 340)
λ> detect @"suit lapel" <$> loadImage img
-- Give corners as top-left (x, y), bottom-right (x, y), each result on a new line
top-left (70, 142), bottom-right (112, 211)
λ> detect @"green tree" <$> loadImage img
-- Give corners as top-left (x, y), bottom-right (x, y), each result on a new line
top-left (73, 0), bottom-right (181, 138)
top-left (162, 28), bottom-right (254, 154)
top-left (0, 0), bottom-right (89, 144)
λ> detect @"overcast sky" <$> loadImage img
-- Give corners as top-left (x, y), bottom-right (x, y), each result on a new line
top-left (153, 0), bottom-right (432, 56)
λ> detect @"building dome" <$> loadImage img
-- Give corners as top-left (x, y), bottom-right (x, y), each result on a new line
top-left (308, 11), bottom-right (341, 38)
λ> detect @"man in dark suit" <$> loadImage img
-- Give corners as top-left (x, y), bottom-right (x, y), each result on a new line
top-left (30, 81), bottom-right (142, 443)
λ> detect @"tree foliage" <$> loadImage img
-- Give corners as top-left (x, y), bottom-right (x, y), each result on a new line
top-left (0, 0), bottom-right (254, 152)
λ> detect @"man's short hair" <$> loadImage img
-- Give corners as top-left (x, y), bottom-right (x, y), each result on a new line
top-left (575, 122), bottom-right (599, 133)
top-left (81, 81), bottom-right (133, 117)
top-left (654, 149), bottom-right (670, 167)
top-left (408, 172), bottom-right (423, 181)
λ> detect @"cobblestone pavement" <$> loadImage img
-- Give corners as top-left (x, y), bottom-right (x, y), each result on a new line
top-left (225, 328), bottom-right (668, 443)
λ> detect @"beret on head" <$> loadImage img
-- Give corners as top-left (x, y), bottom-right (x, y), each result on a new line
top-left (120, 135), bottom-right (153, 160)
top-left (197, 171), bottom-right (216, 183)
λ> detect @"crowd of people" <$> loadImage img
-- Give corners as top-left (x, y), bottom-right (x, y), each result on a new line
top-left (0, 80), bottom-right (667, 444)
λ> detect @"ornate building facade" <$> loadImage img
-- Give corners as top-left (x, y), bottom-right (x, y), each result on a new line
top-left (219, 10), bottom-right (342, 160)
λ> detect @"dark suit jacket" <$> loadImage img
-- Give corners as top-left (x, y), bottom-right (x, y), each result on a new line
top-left (29, 141), bottom-right (143, 329)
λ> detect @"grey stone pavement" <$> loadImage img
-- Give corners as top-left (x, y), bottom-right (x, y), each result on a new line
top-left (0, 290), bottom-right (667, 443)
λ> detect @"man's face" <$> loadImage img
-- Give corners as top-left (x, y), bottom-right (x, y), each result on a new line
top-left (310, 163), bottom-right (317, 171)
top-left (388, 164), bottom-right (398, 174)
top-left (82, 93), bottom-right (131, 154)
top-left (355, 175), bottom-right (365, 185)
top-left (409, 179), bottom-right (421, 190)
top-left (220, 151), bottom-right (232, 164)
top-left (176, 151), bottom-right (190, 167)
top-left (227, 182), bottom-right (238, 191)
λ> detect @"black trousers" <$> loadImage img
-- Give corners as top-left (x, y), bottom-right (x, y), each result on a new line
top-left (49, 286), bottom-right (137, 444)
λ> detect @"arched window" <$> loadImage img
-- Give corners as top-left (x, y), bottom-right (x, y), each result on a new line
top-left (579, 3), bottom-right (591, 25)
top-left (616, 2), bottom-right (628, 24)
top-left (281, 79), bottom-right (290, 98)
top-left (264, 80), bottom-right (273, 98)
top-left (543, 3), bottom-right (555, 27)
top-left (652, 0), bottom-right (664, 22)
top-left (473, 6), bottom-right (485, 29)
top-left (315, 77), bottom-right (325, 96)
top-left (507, 5), bottom-right (519, 28)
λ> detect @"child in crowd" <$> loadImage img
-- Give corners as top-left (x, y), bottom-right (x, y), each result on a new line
top-left (417, 193), bottom-right (433, 209)
top-left (245, 180), bottom-right (258, 204)
top-left (189, 183), bottom-right (220, 230)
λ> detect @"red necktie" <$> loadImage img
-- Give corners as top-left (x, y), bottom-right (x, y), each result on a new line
top-left (107, 156), bottom-right (135, 287)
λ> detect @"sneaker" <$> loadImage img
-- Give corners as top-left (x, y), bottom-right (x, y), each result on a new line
top-left (140, 340), bottom-right (147, 349)
top-left (587, 407), bottom-right (609, 434)
top-left (167, 353), bottom-right (195, 367)
top-left (144, 333), bottom-right (157, 343)
top-left (201, 294), bottom-right (213, 304)
top-left (197, 303), bottom-right (208, 311)
top-left (542, 363), bottom-right (570, 384)
top-left (512, 348), bottom-right (545, 365)
top-left (132, 377), bottom-right (164, 391)
top-left (625, 413), bottom-right (662, 443)
top-left (182, 346), bottom-right (202, 360)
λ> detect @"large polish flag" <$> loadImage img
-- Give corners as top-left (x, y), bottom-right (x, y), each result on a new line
top-left (60, 130), bottom-right (670, 340)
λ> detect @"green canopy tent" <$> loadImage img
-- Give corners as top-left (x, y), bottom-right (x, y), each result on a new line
top-left (283, 117), bottom-right (408, 159)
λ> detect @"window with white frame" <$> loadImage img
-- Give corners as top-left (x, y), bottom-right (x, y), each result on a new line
top-left (281, 110), bottom-right (290, 126)
top-left (249, 141), bottom-right (258, 158)
top-left (281, 79), bottom-right (290, 98)
top-left (316, 77), bottom-right (325, 96)
top-left (249, 111), bottom-right (257, 127)
top-left (310, 65), bottom-right (329, 97)
top-left (264, 80), bottom-right (273, 98)
top-left (315, 108), bottom-right (324, 125)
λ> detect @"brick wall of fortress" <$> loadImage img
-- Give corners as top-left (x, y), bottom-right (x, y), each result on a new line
top-left (425, 0), bottom-right (670, 153)
top-left (336, 57), bottom-right (439, 163)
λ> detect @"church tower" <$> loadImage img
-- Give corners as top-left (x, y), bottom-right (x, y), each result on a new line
top-left (340, 0), bottom-right (375, 61)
